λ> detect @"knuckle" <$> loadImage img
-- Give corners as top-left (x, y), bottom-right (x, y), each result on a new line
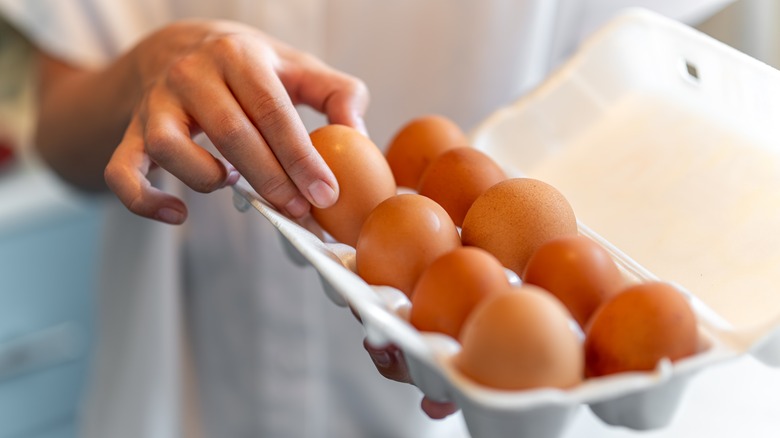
top-left (165, 34), bottom-right (253, 88)
top-left (126, 193), bottom-right (152, 217)
top-left (283, 149), bottom-right (317, 179)
top-left (103, 161), bottom-right (121, 189)
top-left (210, 33), bottom-right (244, 58)
top-left (295, 51), bottom-right (322, 68)
top-left (104, 168), bottom-right (151, 217)
top-left (319, 74), bottom-right (370, 116)
top-left (166, 54), bottom-right (200, 86)
top-left (251, 93), bottom-right (294, 131)
top-left (211, 115), bottom-right (254, 153)
top-left (144, 126), bottom-right (178, 162)
top-left (146, 129), bottom-right (226, 193)
top-left (257, 172), bottom-right (293, 201)
top-left (188, 167), bottom-right (225, 193)
top-left (346, 75), bottom-right (369, 98)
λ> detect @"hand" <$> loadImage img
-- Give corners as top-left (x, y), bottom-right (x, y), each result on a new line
top-left (103, 19), bottom-right (369, 224)
top-left (363, 339), bottom-right (459, 420)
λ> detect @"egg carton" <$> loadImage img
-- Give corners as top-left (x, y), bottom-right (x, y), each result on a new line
top-left (231, 8), bottom-right (780, 438)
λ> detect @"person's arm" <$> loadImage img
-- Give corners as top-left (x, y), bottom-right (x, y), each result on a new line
top-left (36, 53), bottom-right (137, 190)
top-left (33, 19), bottom-right (457, 419)
top-left (35, 19), bottom-right (369, 223)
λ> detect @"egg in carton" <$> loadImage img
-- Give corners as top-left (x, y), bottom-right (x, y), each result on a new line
top-left (232, 8), bottom-right (780, 438)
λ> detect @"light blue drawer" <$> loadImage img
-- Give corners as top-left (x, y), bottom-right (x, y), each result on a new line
top-left (0, 205), bottom-right (102, 438)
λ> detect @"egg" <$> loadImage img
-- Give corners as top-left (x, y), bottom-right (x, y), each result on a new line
top-left (455, 285), bottom-right (583, 390)
top-left (584, 281), bottom-right (699, 378)
top-left (461, 178), bottom-right (578, 277)
top-left (523, 234), bottom-right (626, 328)
top-left (410, 247), bottom-right (510, 339)
top-left (309, 124), bottom-right (397, 247)
top-left (356, 194), bottom-right (461, 297)
top-left (417, 147), bottom-right (507, 227)
top-left (384, 114), bottom-right (468, 189)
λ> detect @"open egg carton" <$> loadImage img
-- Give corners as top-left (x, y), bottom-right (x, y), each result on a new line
top-left (232, 8), bottom-right (780, 438)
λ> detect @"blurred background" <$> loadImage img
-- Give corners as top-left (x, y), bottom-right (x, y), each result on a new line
top-left (0, 17), bottom-right (103, 438)
top-left (0, 1), bottom-right (777, 437)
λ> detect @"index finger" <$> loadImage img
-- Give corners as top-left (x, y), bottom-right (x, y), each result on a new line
top-left (278, 50), bottom-right (370, 134)
top-left (223, 46), bottom-right (341, 211)
top-left (104, 114), bottom-right (189, 224)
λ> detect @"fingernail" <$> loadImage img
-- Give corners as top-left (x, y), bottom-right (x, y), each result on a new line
top-left (156, 207), bottom-right (185, 224)
top-left (308, 180), bottom-right (338, 208)
top-left (354, 116), bottom-right (369, 137)
top-left (372, 350), bottom-right (392, 368)
top-left (221, 170), bottom-right (241, 188)
top-left (284, 195), bottom-right (310, 218)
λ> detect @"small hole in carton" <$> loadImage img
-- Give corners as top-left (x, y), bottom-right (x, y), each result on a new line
top-left (681, 59), bottom-right (700, 83)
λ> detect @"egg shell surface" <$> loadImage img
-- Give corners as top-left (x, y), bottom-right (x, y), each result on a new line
top-left (356, 194), bottom-right (461, 297)
top-left (309, 124), bottom-right (397, 247)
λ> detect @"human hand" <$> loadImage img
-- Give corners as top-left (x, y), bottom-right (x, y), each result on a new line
top-left (363, 339), bottom-right (459, 420)
top-left (104, 19), bottom-right (369, 224)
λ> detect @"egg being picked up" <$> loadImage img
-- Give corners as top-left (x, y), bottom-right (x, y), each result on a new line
top-left (309, 124), bottom-right (397, 247)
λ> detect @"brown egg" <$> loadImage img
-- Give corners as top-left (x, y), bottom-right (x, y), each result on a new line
top-left (410, 247), bottom-right (509, 339)
top-left (356, 194), bottom-right (461, 297)
top-left (309, 124), bottom-right (397, 247)
top-left (584, 281), bottom-right (698, 378)
top-left (417, 147), bottom-right (507, 227)
top-left (385, 115), bottom-right (468, 189)
top-left (461, 178), bottom-right (577, 277)
top-left (455, 285), bottom-right (584, 390)
top-left (523, 234), bottom-right (626, 329)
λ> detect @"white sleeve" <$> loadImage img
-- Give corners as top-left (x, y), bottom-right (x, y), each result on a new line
top-left (0, 0), bottom-right (170, 68)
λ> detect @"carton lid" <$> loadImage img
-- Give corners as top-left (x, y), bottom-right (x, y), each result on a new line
top-left (471, 9), bottom-right (780, 345)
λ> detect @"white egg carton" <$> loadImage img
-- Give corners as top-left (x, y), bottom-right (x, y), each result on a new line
top-left (232, 8), bottom-right (780, 438)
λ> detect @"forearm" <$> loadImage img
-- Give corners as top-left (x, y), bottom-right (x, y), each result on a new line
top-left (35, 52), bottom-right (139, 191)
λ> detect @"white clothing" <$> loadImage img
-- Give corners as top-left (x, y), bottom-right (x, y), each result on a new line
top-left (0, 1), bottom-right (731, 437)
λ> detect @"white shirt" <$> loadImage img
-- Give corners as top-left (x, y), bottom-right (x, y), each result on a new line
top-left (0, 1), bottom-right (732, 437)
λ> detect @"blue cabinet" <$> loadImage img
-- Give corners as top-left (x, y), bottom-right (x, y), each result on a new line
top-left (0, 167), bottom-right (103, 438)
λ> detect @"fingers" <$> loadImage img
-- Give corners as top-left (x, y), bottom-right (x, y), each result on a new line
top-left (108, 27), bottom-right (371, 222)
top-left (104, 115), bottom-right (189, 224)
top-left (141, 86), bottom-right (240, 193)
top-left (363, 339), bottom-right (459, 420)
top-left (278, 51), bottom-right (370, 135)
top-left (421, 397), bottom-right (459, 420)
top-left (105, 82), bottom-right (242, 225)
top-left (363, 339), bottom-right (411, 384)
top-left (169, 75), bottom-right (314, 217)
top-left (221, 42), bottom-right (340, 215)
